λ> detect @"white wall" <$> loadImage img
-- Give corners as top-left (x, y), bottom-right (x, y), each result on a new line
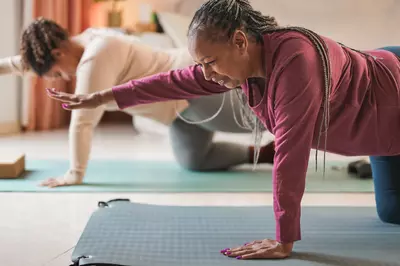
top-left (249, 0), bottom-right (400, 50)
top-left (0, 0), bottom-right (23, 134)
top-left (21, 0), bottom-right (32, 127)
top-left (137, 0), bottom-right (400, 50)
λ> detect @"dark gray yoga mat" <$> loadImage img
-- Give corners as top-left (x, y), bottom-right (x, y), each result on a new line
top-left (71, 199), bottom-right (400, 266)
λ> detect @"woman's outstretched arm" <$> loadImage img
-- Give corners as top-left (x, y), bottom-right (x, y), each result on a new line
top-left (0, 55), bottom-right (28, 76)
top-left (47, 64), bottom-right (230, 110)
top-left (111, 64), bottom-right (230, 109)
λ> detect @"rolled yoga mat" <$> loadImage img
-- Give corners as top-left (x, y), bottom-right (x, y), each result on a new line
top-left (71, 199), bottom-right (400, 266)
top-left (0, 159), bottom-right (374, 193)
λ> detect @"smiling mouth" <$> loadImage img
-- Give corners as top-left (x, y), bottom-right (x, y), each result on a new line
top-left (212, 78), bottom-right (225, 86)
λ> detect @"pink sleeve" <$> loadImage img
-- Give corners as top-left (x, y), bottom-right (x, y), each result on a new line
top-left (112, 64), bottom-right (229, 109)
top-left (272, 47), bottom-right (323, 243)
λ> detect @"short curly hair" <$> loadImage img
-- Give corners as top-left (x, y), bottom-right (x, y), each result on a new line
top-left (20, 17), bottom-right (69, 76)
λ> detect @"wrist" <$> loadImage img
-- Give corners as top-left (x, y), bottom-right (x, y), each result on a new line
top-left (65, 169), bottom-right (85, 183)
top-left (96, 88), bottom-right (115, 105)
top-left (279, 242), bottom-right (294, 253)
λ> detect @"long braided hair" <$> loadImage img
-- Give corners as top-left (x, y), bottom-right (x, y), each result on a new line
top-left (188, 0), bottom-right (332, 172)
top-left (20, 17), bottom-right (69, 76)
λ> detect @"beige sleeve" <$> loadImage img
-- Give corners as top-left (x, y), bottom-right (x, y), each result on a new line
top-left (66, 40), bottom-right (123, 180)
top-left (0, 55), bottom-right (27, 76)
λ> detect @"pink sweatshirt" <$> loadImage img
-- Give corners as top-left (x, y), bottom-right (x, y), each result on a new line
top-left (112, 31), bottom-right (400, 243)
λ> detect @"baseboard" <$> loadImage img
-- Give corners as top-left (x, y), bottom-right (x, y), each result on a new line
top-left (0, 121), bottom-right (21, 135)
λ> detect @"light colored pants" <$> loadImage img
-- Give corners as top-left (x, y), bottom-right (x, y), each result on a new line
top-left (170, 91), bottom-right (254, 171)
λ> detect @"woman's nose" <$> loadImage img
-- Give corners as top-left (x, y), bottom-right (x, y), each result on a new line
top-left (201, 65), bottom-right (213, 81)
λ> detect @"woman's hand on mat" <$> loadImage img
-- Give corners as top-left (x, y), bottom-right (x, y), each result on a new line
top-left (46, 88), bottom-right (106, 110)
top-left (40, 170), bottom-right (83, 188)
top-left (221, 239), bottom-right (293, 260)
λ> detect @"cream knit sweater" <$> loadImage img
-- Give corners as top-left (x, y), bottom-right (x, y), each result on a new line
top-left (0, 28), bottom-right (194, 181)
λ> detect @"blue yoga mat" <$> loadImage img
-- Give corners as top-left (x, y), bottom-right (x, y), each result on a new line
top-left (71, 199), bottom-right (400, 266)
top-left (0, 159), bottom-right (374, 192)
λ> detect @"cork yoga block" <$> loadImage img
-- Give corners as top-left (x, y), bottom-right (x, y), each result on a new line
top-left (0, 153), bottom-right (25, 179)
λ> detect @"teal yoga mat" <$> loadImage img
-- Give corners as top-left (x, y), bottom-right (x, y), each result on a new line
top-left (0, 159), bottom-right (374, 193)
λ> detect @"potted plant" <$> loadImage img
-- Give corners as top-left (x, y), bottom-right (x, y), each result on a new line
top-left (93, 0), bottom-right (126, 27)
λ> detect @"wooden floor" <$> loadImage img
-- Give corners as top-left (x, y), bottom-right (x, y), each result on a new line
top-left (0, 122), bottom-right (373, 266)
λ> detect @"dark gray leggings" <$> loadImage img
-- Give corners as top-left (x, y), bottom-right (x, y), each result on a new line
top-left (169, 91), bottom-right (254, 171)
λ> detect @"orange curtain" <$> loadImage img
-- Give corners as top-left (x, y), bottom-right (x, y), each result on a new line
top-left (27, 0), bottom-right (92, 131)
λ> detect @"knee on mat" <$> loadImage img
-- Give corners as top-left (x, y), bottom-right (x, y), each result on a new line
top-left (176, 155), bottom-right (207, 171)
top-left (376, 205), bottom-right (400, 225)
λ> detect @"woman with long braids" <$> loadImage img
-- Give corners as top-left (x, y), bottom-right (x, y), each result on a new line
top-left (4, 17), bottom-right (275, 187)
top-left (48, 0), bottom-right (400, 260)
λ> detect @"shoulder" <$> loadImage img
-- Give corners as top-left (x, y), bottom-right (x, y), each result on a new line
top-left (82, 36), bottom-right (126, 59)
top-left (264, 30), bottom-right (323, 73)
top-left (266, 30), bottom-right (320, 57)
top-left (264, 30), bottom-right (326, 105)
top-left (74, 27), bottom-right (129, 42)
top-left (77, 35), bottom-right (131, 69)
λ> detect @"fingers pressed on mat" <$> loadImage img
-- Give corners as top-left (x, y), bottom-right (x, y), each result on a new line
top-left (244, 249), bottom-right (282, 260)
top-left (228, 245), bottom-right (254, 253)
top-left (226, 249), bottom-right (252, 257)
top-left (240, 251), bottom-right (264, 259)
top-left (47, 181), bottom-right (60, 188)
top-left (41, 178), bottom-right (64, 188)
top-left (40, 178), bottom-right (56, 186)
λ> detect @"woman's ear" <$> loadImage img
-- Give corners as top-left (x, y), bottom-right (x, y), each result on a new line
top-left (232, 30), bottom-right (248, 53)
top-left (51, 48), bottom-right (64, 59)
